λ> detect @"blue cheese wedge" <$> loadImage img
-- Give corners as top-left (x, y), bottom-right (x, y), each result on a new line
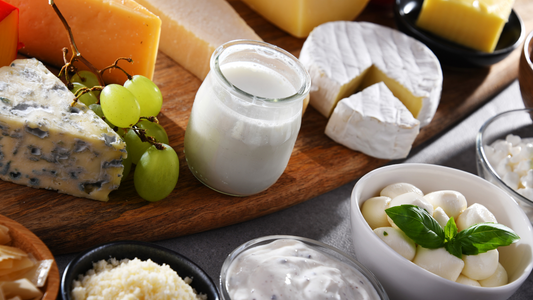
top-left (0, 58), bottom-right (126, 201)
top-left (325, 82), bottom-right (420, 159)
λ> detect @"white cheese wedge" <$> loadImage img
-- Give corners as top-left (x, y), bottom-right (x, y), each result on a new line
top-left (135, 0), bottom-right (262, 80)
top-left (325, 82), bottom-right (420, 159)
top-left (0, 59), bottom-right (126, 201)
top-left (299, 21), bottom-right (442, 127)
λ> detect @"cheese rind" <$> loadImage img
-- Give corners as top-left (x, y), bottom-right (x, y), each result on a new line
top-left (5, 0), bottom-right (161, 84)
top-left (135, 0), bottom-right (261, 80)
top-left (0, 58), bottom-right (126, 201)
top-left (325, 82), bottom-right (420, 160)
top-left (416, 0), bottom-right (514, 53)
top-left (240, 0), bottom-right (369, 38)
top-left (299, 21), bottom-right (442, 127)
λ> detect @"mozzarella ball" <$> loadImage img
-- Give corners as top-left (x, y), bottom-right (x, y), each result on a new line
top-left (456, 203), bottom-right (498, 231)
top-left (362, 196), bottom-right (392, 229)
top-left (455, 274), bottom-right (481, 287)
top-left (424, 190), bottom-right (467, 220)
top-left (413, 245), bottom-right (464, 282)
top-left (387, 192), bottom-right (434, 228)
top-left (479, 263), bottom-right (508, 287)
top-left (374, 227), bottom-right (416, 261)
top-left (380, 183), bottom-right (423, 199)
top-left (462, 249), bottom-right (499, 281)
top-left (433, 207), bottom-right (450, 228)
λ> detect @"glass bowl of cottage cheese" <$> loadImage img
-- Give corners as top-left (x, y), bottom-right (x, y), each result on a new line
top-left (220, 235), bottom-right (388, 300)
top-left (476, 108), bottom-right (533, 223)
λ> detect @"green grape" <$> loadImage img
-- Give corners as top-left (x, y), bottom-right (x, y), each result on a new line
top-left (124, 130), bottom-right (150, 164)
top-left (70, 82), bottom-right (98, 107)
top-left (116, 127), bottom-right (128, 138)
top-left (100, 84), bottom-right (140, 128)
top-left (121, 155), bottom-right (132, 182)
top-left (89, 103), bottom-right (104, 117)
top-left (137, 120), bottom-right (169, 144)
top-left (89, 104), bottom-right (116, 128)
top-left (134, 144), bottom-right (179, 202)
top-left (124, 75), bottom-right (163, 117)
top-left (71, 70), bottom-right (100, 88)
top-left (124, 120), bottom-right (169, 164)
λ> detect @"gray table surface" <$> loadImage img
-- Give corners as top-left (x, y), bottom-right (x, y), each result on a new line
top-left (54, 80), bottom-right (533, 299)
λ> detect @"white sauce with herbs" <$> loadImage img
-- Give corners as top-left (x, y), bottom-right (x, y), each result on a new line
top-left (226, 239), bottom-right (380, 300)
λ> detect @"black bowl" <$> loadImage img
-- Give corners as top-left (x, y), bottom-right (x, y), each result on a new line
top-left (61, 240), bottom-right (220, 300)
top-left (394, 0), bottom-right (525, 67)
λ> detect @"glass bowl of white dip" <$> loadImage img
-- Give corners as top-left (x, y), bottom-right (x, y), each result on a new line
top-left (476, 108), bottom-right (533, 223)
top-left (220, 235), bottom-right (388, 300)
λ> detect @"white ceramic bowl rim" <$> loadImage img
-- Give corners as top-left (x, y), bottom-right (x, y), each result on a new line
top-left (351, 163), bottom-right (533, 294)
top-left (476, 108), bottom-right (533, 206)
top-left (219, 235), bottom-right (389, 300)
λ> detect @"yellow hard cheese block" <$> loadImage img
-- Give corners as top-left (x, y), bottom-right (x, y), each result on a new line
top-left (5, 0), bottom-right (161, 84)
top-left (135, 0), bottom-right (261, 80)
top-left (416, 0), bottom-right (514, 53)
top-left (240, 0), bottom-right (370, 38)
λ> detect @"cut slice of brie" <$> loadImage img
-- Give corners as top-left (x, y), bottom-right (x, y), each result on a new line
top-left (299, 21), bottom-right (442, 127)
top-left (325, 82), bottom-right (420, 159)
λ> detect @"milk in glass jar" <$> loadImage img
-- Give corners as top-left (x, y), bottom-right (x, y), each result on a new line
top-left (184, 40), bottom-right (311, 196)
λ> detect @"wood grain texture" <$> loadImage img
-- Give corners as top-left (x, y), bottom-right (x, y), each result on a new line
top-left (0, 214), bottom-right (60, 300)
top-left (0, 0), bottom-right (531, 255)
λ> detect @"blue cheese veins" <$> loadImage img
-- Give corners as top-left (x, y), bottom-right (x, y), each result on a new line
top-left (0, 58), bottom-right (127, 201)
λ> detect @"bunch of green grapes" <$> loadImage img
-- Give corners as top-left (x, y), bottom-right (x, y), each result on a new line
top-left (70, 71), bottom-right (179, 202)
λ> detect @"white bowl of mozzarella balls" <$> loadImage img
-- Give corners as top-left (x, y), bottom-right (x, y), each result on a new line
top-left (350, 163), bottom-right (533, 300)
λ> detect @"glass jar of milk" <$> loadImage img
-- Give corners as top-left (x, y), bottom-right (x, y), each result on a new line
top-left (184, 40), bottom-right (311, 196)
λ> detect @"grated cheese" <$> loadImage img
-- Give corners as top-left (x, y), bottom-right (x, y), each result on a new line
top-left (71, 257), bottom-right (206, 300)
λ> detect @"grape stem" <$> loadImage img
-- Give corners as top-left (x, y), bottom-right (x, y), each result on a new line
top-left (71, 86), bottom-right (103, 106)
top-left (49, 0), bottom-right (106, 87)
top-left (100, 58), bottom-right (135, 80)
top-left (130, 117), bottom-right (165, 150)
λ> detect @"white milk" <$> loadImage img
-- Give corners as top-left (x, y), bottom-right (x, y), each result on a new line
top-left (184, 61), bottom-right (303, 196)
top-left (222, 62), bottom-right (296, 98)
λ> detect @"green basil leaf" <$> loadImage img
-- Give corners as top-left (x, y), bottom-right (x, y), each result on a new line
top-left (385, 205), bottom-right (445, 248)
top-left (444, 238), bottom-right (463, 259)
top-left (455, 222), bottom-right (520, 255)
top-left (444, 217), bottom-right (458, 243)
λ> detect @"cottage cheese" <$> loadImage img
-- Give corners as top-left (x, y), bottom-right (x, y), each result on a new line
top-left (71, 258), bottom-right (205, 300)
top-left (484, 134), bottom-right (533, 200)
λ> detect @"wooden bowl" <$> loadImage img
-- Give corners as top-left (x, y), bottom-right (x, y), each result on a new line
top-left (0, 214), bottom-right (59, 300)
top-left (519, 30), bottom-right (533, 108)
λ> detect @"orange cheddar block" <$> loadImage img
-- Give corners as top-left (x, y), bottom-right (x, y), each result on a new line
top-left (0, 0), bottom-right (19, 67)
top-left (5, 0), bottom-right (161, 84)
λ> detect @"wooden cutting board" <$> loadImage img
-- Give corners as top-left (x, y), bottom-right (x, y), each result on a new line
top-left (1, 0), bottom-right (532, 255)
